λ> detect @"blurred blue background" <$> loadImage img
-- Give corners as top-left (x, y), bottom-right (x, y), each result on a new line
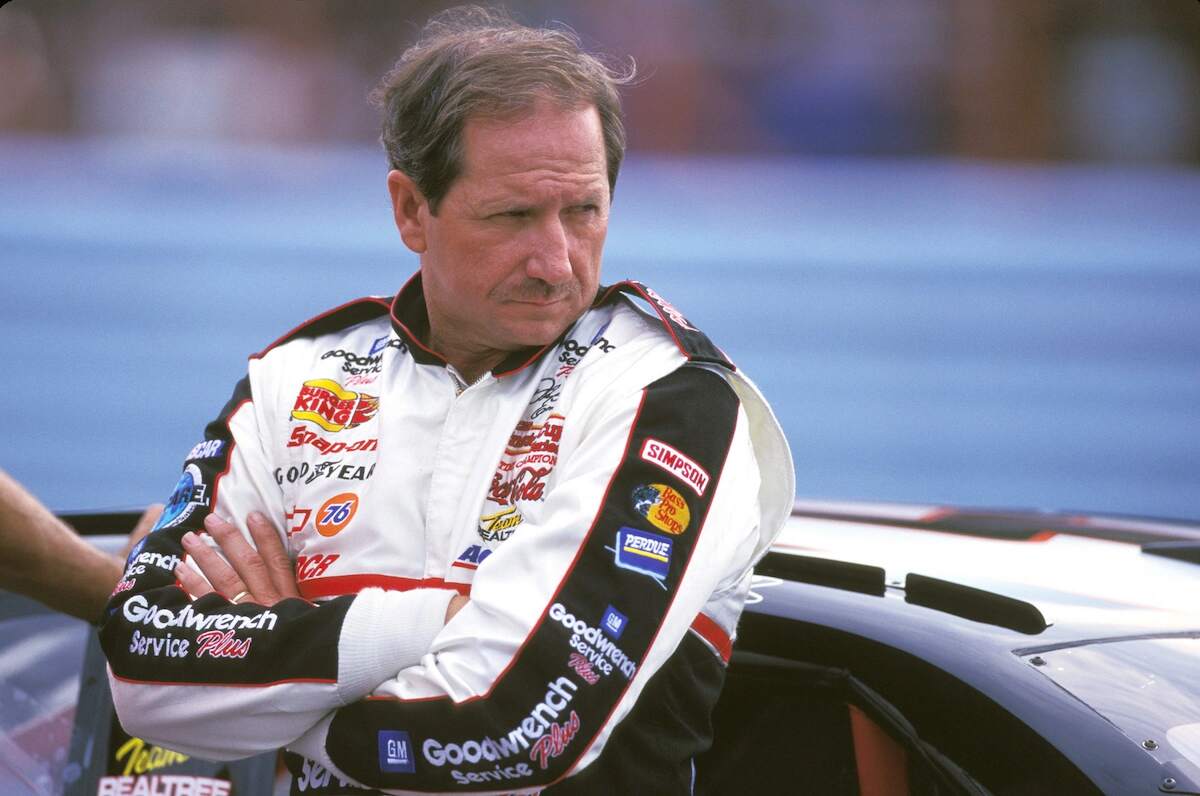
top-left (1, 0), bottom-right (1198, 518)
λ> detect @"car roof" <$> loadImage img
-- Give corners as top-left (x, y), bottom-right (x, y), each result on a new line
top-left (771, 500), bottom-right (1200, 637)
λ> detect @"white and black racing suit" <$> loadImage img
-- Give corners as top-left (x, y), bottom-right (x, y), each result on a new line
top-left (100, 276), bottom-right (794, 794)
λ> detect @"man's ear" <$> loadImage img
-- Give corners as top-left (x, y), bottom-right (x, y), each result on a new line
top-left (387, 170), bottom-right (429, 254)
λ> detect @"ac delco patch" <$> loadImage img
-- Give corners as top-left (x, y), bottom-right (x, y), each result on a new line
top-left (291, 379), bottom-right (379, 432)
top-left (631, 483), bottom-right (691, 535)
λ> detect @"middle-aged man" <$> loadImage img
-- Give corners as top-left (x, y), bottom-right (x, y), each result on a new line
top-left (100, 7), bottom-right (793, 794)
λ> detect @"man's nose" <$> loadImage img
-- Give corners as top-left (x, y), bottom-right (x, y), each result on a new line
top-left (524, 216), bottom-right (572, 285)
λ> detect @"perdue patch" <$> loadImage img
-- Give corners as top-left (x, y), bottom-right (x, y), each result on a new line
top-left (639, 438), bottom-right (710, 496)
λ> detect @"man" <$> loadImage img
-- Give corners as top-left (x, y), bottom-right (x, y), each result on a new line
top-left (100, 7), bottom-right (793, 794)
top-left (0, 467), bottom-right (161, 622)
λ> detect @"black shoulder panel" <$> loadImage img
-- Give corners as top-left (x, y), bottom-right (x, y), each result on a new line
top-left (251, 296), bottom-right (393, 360)
top-left (596, 282), bottom-right (735, 371)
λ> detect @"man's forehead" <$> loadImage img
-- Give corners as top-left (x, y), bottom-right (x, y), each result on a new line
top-left (458, 102), bottom-right (607, 175)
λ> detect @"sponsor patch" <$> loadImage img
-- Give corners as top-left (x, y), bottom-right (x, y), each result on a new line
top-left (286, 508), bottom-right (311, 536)
top-left (639, 438), bottom-right (709, 496)
top-left (153, 464), bottom-right (210, 530)
top-left (369, 335), bottom-right (406, 357)
top-left (195, 629), bottom-right (252, 658)
top-left (294, 758), bottom-right (353, 792)
top-left (549, 602), bottom-right (638, 680)
top-left (291, 379), bottom-right (379, 432)
top-left (321, 348), bottom-right (383, 376)
top-left (98, 775), bottom-right (228, 796)
top-left (631, 483), bottom-right (691, 535)
top-left (422, 677), bottom-right (578, 770)
top-left (601, 605), bottom-right (628, 640)
top-left (452, 544), bottom-right (493, 570)
top-left (274, 460), bottom-right (375, 486)
top-left (287, 426), bottom-right (378, 455)
top-left (643, 285), bottom-right (697, 331)
top-left (567, 652), bottom-right (600, 684)
top-left (478, 507), bottom-right (523, 542)
top-left (485, 412), bottom-right (565, 508)
top-left (315, 493), bottom-right (358, 537)
top-left (185, 439), bottom-right (225, 461)
top-left (488, 465), bottom-right (551, 506)
top-left (529, 710), bottom-right (580, 770)
top-left (610, 527), bottom-right (672, 587)
top-left (379, 730), bottom-right (416, 774)
top-left (122, 594), bottom-right (278, 632)
top-left (112, 736), bottom-right (189, 777)
top-left (296, 553), bottom-right (339, 581)
top-left (128, 630), bottom-right (189, 658)
top-left (124, 538), bottom-right (147, 570)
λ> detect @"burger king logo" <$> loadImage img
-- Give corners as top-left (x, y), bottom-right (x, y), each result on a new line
top-left (291, 379), bottom-right (379, 432)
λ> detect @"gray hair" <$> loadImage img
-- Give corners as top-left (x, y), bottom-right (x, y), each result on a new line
top-left (370, 5), bottom-right (635, 213)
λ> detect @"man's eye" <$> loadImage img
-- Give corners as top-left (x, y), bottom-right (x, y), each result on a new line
top-left (570, 204), bottom-right (599, 215)
top-left (495, 209), bottom-right (530, 219)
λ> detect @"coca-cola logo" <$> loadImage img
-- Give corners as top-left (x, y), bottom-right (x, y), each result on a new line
top-left (488, 466), bottom-right (551, 505)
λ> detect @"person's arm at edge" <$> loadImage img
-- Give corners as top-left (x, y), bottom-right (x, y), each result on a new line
top-left (0, 467), bottom-right (161, 622)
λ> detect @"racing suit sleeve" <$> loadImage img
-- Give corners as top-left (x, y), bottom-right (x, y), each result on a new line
top-left (286, 364), bottom-right (763, 792)
top-left (100, 374), bottom-right (455, 760)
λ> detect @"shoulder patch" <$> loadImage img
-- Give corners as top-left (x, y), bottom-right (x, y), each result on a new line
top-left (597, 282), bottom-right (734, 371)
top-left (251, 296), bottom-right (392, 360)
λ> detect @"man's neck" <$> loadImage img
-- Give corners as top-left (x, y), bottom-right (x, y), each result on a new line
top-left (427, 332), bottom-right (505, 386)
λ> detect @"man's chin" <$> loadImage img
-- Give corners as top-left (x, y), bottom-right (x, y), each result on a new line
top-left (502, 321), bottom-right (574, 351)
top-left (499, 306), bottom-right (584, 349)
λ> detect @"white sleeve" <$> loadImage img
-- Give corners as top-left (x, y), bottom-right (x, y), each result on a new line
top-left (288, 364), bottom-right (764, 793)
top-left (102, 374), bottom-right (455, 759)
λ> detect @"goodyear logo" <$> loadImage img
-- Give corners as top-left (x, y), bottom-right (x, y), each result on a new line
top-left (631, 483), bottom-right (690, 535)
top-left (291, 379), bottom-right (379, 432)
top-left (613, 527), bottom-right (672, 587)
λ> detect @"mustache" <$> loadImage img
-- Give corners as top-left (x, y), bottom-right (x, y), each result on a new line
top-left (493, 280), bottom-right (581, 303)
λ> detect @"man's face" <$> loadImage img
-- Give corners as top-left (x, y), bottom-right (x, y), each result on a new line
top-left (402, 101), bottom-right (610, 363)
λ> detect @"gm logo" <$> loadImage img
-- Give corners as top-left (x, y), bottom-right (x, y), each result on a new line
top-left (601, 605), bottom-right (628, 640)
top-left (378, 730), bottom-right (415, 773)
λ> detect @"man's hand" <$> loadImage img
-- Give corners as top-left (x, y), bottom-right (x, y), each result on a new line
top-left (176, 511), bottom-right (301, 606)
top-left (119, 503), bottom-right (164, 563)
top-left (446, 593), bottom-right (469, 622)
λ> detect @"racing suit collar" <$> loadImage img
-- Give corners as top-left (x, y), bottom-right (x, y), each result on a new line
top-left (389, 272), bottom-right (613, 379)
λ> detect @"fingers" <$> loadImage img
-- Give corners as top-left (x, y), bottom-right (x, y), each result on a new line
top-left (203, 513), bottom-right (284, 603)
top-left (246, 511), bottom-right (302, 600)
top-left (445, 594), bottom-right (469, 623)
top-left (174, 558), bottom-right (216, 599)
top-left (181, 530), bottom-right (248, 600)
top-left (119, 503), bottom-right (165, 561)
